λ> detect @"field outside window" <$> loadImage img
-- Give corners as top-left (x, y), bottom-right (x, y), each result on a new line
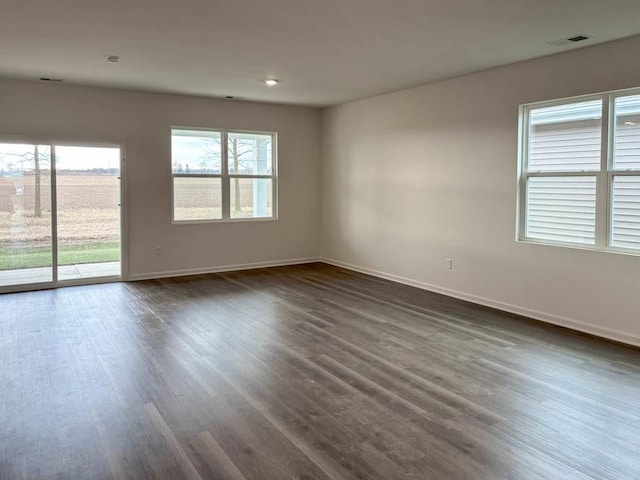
top-left (171, 128), bottom-right (276, 223)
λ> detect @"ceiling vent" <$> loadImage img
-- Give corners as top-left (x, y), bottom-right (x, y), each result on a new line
top-left (40, 77), bottom-right (63, 82)
top-left (547, 35), bottom-right (591, 47)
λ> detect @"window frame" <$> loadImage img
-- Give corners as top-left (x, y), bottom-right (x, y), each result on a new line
top-left (171, 126), bottom-right (278, 224)
top-left (517, 86), bottom-right (640, 255)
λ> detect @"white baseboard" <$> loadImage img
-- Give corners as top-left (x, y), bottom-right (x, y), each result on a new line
top-left (127, 257), bottom-right (321, 282)
top-left (321, 257), bottom-right (640, 349)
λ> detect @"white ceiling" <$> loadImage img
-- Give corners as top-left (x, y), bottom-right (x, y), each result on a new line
top-left (2, 0), bottom-right (640, 107)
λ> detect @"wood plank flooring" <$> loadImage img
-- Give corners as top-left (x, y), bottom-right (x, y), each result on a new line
top-left (1, 263), bottom-right (639, 479)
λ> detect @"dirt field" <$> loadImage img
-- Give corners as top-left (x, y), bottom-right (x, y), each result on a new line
top-left (0, 174), bottom-right (120, 248)
top-left (1, 174), bottom-right (272, 249)
top-left (174, 177), bottom-right (272, 220)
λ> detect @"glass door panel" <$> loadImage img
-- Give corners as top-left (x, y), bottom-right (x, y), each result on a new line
top-left (0, 143), bottom-right (53, 287)
top-left (55, 146), bottom-right (121, 281)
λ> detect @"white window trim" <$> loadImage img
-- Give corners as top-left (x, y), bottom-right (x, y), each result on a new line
top-left (171, 127), bottom-right (278, 224)
top-left (517, 86), bottom-right (640, 256)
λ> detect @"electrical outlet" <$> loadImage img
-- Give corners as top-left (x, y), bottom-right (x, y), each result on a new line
top-left (155, 246), bottom-right (161, 255)
top-left (445, 258), bottom-right (453, 270)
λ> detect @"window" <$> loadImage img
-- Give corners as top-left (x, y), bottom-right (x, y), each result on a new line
top-left (171, 128), bottom-right (276, 222)
top-left (518, 89), bottom-right (640, 253)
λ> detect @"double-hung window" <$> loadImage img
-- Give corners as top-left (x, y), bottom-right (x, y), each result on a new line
top-left (171, 128), bottom-right (277, 223)
top-left (518, 89), bottom-right (640, 253)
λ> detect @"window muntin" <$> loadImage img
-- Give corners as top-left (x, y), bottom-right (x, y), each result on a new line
top-left (519, 89), bottom-right (640, 253)
top-left (171, 128), bottom-right (276, 223)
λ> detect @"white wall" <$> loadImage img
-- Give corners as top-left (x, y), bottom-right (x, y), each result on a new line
top-left (321, 35), bottom-right (640, 345)
top-left (0, 80), bottom-right (321, 278)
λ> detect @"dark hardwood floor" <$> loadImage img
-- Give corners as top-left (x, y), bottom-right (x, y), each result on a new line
top-left (1, 263), bottom-right (640, 479)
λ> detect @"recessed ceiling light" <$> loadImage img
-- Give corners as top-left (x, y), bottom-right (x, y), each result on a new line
top-left (264, 79), bottom-right (279, 87)
top-left (106, 55), bottom-right (120, 63)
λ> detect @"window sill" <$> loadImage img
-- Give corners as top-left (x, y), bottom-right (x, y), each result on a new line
top-left (516, 237), bottom-right (640, 258)
top-left (172, 216), bottom-right (278, 225)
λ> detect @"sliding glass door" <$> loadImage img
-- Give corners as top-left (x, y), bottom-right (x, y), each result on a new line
top-left (0, 144), bottom-right (53, 287)
top-left (0, 141), bottom-right (122, 290)
top-left (55, 146), bottom-right (121, 281)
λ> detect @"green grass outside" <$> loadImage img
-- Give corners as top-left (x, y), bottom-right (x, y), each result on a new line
top-left (0, 242), bottom-right (120, 270)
